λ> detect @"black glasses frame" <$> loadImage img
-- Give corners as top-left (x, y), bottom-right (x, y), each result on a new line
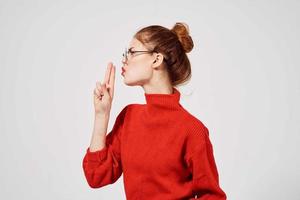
top-left (122, 47), bottom-right (156, 62)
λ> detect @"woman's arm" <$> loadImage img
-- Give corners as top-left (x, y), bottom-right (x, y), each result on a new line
top-left (82, 105), bottom-right (128, 188)
top-left (89, 113), bottom-right (110, 152)
top-left (185, 123), bottom-right (227, 199)
top-left (186, 139), bottom-right (227, 199)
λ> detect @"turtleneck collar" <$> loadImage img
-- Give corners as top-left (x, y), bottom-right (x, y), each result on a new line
top-left (144, 87), bottom-right (181, 110)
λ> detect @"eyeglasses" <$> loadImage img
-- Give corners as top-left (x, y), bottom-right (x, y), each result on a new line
top-left (122, 47), bottom-right (156, 63)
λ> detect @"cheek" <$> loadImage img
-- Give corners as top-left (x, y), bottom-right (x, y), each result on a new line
top-left (127, 67), bottom-right (151, 81)
top-left (127, 61), bottom-right (152, 79)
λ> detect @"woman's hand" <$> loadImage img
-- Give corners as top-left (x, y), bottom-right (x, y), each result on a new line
top-left (93, 62), bottom-right (115, 115)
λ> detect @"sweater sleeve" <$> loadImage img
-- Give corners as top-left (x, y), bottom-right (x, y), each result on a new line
top-left (185, 124), bottom-right (227, 200)
top-left (82, 105), bottom-right (129, 188)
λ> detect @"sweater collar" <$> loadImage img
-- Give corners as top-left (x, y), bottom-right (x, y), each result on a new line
top-left (144, 87), bottom-right (181, 110)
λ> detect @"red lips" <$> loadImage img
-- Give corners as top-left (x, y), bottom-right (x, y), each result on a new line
top-left (121, 67), bottom-right (126, 75)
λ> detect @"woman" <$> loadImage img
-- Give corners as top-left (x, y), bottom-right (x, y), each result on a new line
top-left (82, 22), bottom-right (227, 200)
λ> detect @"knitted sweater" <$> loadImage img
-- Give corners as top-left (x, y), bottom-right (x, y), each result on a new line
top-left (82, 87), bottom-right (227, 199)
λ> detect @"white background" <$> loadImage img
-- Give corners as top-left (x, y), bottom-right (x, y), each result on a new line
top-left (1, 0), bottom-right (299, 199)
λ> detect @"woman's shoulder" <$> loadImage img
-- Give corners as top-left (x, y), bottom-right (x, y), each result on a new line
top-left (179, 106), bottom-right (209, 139)
top-left (117, 103), bottom-right (144, 116)
top-left (121, 103), bottom-right (144, 111)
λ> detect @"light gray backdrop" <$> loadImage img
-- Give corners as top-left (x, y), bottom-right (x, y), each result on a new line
top-left (1, 0), bottom-right (299, 199)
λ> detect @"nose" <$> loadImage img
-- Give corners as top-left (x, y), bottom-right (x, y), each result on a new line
top-left (122, 58), bottom-right (128, 65)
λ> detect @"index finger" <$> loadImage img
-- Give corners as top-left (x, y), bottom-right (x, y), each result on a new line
top-left (103, 62), bottom-right (113, 84)
top-left (108, 65), bottom-right (115, 98)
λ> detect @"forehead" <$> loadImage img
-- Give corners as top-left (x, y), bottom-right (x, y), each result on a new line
top-left (129, 38), bottom-right (145, 49)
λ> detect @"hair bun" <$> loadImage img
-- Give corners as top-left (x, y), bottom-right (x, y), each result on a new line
top-left (171, 22), bottom-right (194, 53)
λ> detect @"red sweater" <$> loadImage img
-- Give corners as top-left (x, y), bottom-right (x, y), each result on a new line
top-left (82, 87), bottom-right (227, 199)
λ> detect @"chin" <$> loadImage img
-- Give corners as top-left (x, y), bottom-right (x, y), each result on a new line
top-left (123, 77), bottom-right (145, 86)
top-left (123, 78), bottom-right (137, 86)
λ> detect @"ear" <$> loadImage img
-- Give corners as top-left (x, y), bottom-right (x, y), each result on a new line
top-left (151, 52), bottom-right (164, 69)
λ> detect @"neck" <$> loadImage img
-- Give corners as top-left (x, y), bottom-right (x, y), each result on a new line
top-left (143, 85), bottom-right (174, 95)
top-left (142, 70), bottom-right (173, 95)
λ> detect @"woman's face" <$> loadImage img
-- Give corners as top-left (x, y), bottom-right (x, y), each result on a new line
top-left (121, 38), bottom-right (155, 86)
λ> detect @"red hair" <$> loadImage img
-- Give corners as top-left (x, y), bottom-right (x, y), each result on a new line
top-left (134, 22), bottom-right (194, 86)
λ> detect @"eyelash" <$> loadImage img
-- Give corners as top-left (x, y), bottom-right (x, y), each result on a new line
top-left (128, 48), bottom-right (135, 54)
